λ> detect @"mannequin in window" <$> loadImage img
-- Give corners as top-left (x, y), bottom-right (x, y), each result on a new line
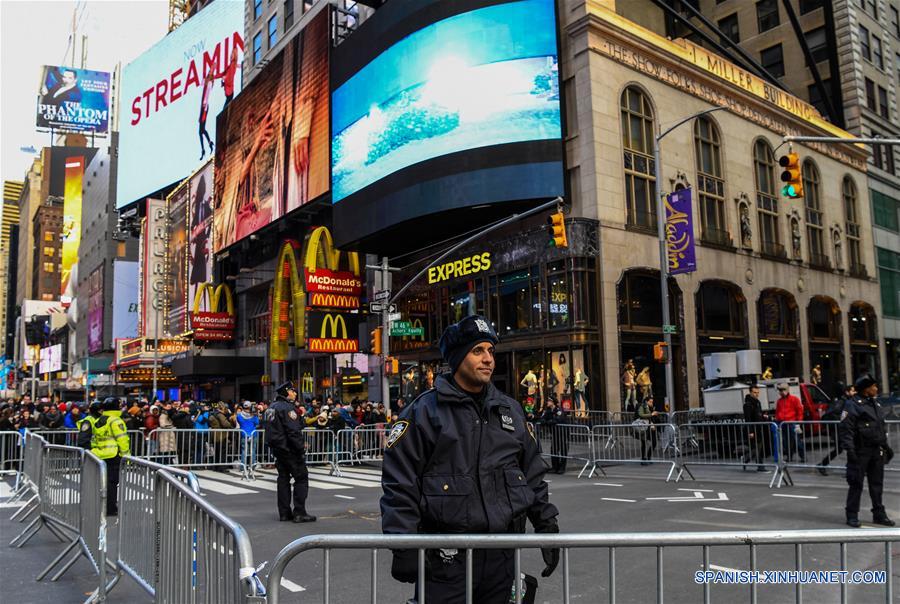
top-left (637, 367), bottom-right (652, 402)
top-left (762, 366), bottom-right (774, 381)
top-left (546, 366), bottom-right (560, 405)
top-left (520, 369), bottom-right (538, 408)
top-left (811, 364), bottom-right (822, 386)
top-left (622, 359), bottom-right (637, 412)
top-left (573, 369), bottom-right (589, 417)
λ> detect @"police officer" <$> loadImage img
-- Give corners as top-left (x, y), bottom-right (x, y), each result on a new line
top-left (381, 315), bottom-right (559, 603)
top-left (840, 374), bottom-right (894, 527)
top-left (76, 400), bottom-right (103, 449)
top-left (265, 381), bottom-right (315, 523)
top-left (89, 397), bottom-right (131, 516)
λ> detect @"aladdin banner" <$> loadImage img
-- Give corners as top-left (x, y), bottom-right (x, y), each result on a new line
top-left (665, 188), bottom-right (696, 275)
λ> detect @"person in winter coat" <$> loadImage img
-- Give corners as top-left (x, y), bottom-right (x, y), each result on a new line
top-left (156, 401), bottom-right (177, 461)
top-left (235, 401), bottom-right (260, 470)
top-left (144, 406), bottom-right (161, 455)
top-left (171, 402), bottom-right (195, 466)
top-left (64, 405), bottom-right (83, 429)
top-left (208, 402), bottom-right (236, 472)
top-left (774, 383), bottom-right (805, 462)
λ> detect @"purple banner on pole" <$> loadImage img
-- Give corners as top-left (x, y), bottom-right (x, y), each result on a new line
top-left (665, 188), bottom-right (697, 275)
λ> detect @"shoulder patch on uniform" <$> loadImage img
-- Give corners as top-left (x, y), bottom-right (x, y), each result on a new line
top-left (526, 422), bottom-right (537, 442)
top-left (840, 410), bottom-right (849, 421)
top-left (81, 422), bottom-right (90, 431)
top-left (386, 420), bottom-right (410, 449)
top-left (288, 411), bottom-right (298, 420)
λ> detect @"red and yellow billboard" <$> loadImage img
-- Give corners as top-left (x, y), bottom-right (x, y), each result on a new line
top-left (190, 282), bottom-right (236, 341)
top-left (60, 155), bottom-right (84, 295)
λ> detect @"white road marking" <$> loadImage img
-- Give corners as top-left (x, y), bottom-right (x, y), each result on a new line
top-left (280, 578), bottom-right (306, 592)
top-left (316, 466), bottom-right (383, 476)
top-left (601, 497), bottom-right (637, 503)
top-left (334, 494), bottom-right (355, 500)
top-left (593, 482), bottom-right (623, 487)
top-left (245, 470), bottom-right (353, 490)
top-left (678, 488), bottom-right (713, 492)
top-left (646, 492), bottom-right (729, 502)
top-left (708, 564), bottom-right (744, 572)
top-left (771, 494), bottom-right (819, 499)
top-left (703, 507), bottom-right (747, 514)
top-left (195, 476), bottom-right (258, 495)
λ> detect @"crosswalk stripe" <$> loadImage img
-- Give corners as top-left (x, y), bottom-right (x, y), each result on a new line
top-left (241, 469), bottom-right (354, 491)
top-left (196, 476), bottom-right (259, 495)
top-left (313, 467), bottom-right (383, 480)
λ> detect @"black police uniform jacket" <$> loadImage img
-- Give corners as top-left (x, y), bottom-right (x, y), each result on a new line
top-left (264, 396), bottom-right (305, 457)
top-left (381, 375), bottom-right (558, 535)
top-left (839, 396), bottom-right (889, 454)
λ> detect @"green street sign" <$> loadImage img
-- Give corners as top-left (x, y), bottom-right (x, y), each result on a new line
top-left (390, 327), bottom-right (424, 337)
top-left (662, 324), bottom-right (677, 334)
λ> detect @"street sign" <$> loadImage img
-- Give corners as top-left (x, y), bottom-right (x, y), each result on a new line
top-left (374, 290), bottom-right (391, 302)
top-left (662, 324), bottom-right (677, 334)
top-left (388, 312), bottom-right (402, 322)
top-left (369, 302), bottom-right (385, 313)
top-left (391, 326), bottom-right (424, 337)
top-left (392, 321), bottom-right (410, 329)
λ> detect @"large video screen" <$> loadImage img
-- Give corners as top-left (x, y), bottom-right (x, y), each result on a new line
top-left (213, 9), bottom-right (329, 253)
top-left (36, 65), bottom-right (110, 133)
top-left (117, 1), bottom-right (243, 208)
top-left (330, 0), bottom-right (563, 247)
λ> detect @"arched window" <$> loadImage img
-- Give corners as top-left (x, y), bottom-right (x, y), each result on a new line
top-left (848, 302), bottom-right (877, 344)
top-left (843, 176), bottom-right (864, 276)
top-left (621, 87), bottom-right (656, 230)
top-left (808, 296), bottom-right (841, 341)
top-left (757, 289), bottom-right (799, 339)
top-left (802, 160), bottom-right (827, 267)
top-left (754, 139), bottom-right (782, 256)
top-left (695, 280), bottom-right (747, 336)
top-left (694, 117), bottom-right (729, 245)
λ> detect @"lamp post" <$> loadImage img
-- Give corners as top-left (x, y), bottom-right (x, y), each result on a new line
top-left (653, 106), bottom-right (726, 411)
top-left (153, 288), bottom-right (160, 402)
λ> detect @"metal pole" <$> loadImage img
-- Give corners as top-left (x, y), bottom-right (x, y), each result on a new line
top-left (84, 356), bottom-right (89, 407)
top-left (31, 352), bottom-right (37, 402)
top-left (654, 107), bottom-right (726, 411)
top-left (782, 135), bottom-right (900, 145)
top-left (153, 289), bottom-right (159, 401)
top-left (381, 257), bottom-right (391, 416)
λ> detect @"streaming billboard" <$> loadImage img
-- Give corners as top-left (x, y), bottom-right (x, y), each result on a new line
top-left (330, 0), bottom-right (563, 247)
top-left (112, 261), bottom-right (139, 341)
top-left (167, 182), bottom-right (189, 336)
top-left (188, 160), bottom-right (214, 309)
top-left (117, 1), bottom-right (244, 208)
top-left (88, 265), bottom-right (104, 354)
top-left (213, 9), bottom-right (329, 253)
top-left (61, 155), bottom-right (85, 295)
top-left (36, 65), bottom-right (111, 133)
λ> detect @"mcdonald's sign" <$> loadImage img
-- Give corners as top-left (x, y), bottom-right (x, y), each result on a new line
top-left (307, 311), bottom-right (361, 353)
top-left (300, 372), bottom-right (315, 395)
top-left (190, 283), bottom-right (236, 341)
top-left (270, 226), bottom-right (363, 361)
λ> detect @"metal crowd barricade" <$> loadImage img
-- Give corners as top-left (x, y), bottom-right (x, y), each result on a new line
top-left (675, 422), bottom-right (780, 486)
top-left (775, 420), bottom-right (843, 486)
top-left (303, 428), bottom-right (340, 472)
top-left (1, 430), bottom-right (24, 490)
top-left (531, 423), bottom-right (594, 477)
top-left (32, 429), bottom-right (81, 447)
top-left (886, 420), bottom-right (900, 473)
top-left (334, 425), bottom-right (387, 470)
top-left (102, 456), bottom-right (201, 600)
top-left (586, 423), bottom-right (682, 480)
top-left (140, 428), bottom-right (245, 473)
top-left (263, 529), bottom-right (897, 604)
top-left (8, 430), bottom-right (46, 520)
top-left (124, 430), bottom-right (148, 458)
top-left (154, 469), bottom-right (265, 603)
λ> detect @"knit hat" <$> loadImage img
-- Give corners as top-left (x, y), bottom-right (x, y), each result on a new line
top-left (438, 315), bottom-right (499, 374)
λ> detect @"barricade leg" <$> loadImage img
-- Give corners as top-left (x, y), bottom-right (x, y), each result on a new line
top-left (9, 515), bottom-right (43, 547)
top-left (10, 493), bottom-right (38, 521)
top-left (36, 535), bottom-right (80, 581)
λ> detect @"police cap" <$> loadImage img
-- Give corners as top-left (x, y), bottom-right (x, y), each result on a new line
top-left (102, 397), bottom-right (120, 411)
top-left (853, 374), bottom-right (877, 393)
top-left (275, 381), bottom-right (297, 398)
top-left (438, 314), bottom-right (499, 374)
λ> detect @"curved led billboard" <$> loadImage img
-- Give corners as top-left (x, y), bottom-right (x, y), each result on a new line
top-left (331, 0), bottom-right (563, 248)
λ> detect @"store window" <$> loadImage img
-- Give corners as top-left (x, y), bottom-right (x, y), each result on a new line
top-left (808, 296), bottom-right (841, 341)
top-left (694, 116), bottom-right (729, 245)
top-left (802, 160), bottom-right (827, 267)
top-left (696, 280), bottom-right (746, 336)
top-left (758, 289), bottom-right (798, 339)
top-left (547, 263), bottom-right (569, 329)
top-left (620, 86), bottom-right (656, 231)
top-left (492, 268), bottom-right (539, 334)
top-left (849, 302), bottom-right (878, 343)
top-left (754, 139), bottom-right (782, 256)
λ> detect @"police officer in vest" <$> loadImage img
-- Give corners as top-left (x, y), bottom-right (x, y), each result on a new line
top-left (381, 315), bottom-right (559, 603)
top-left (76, 400), bottom-right (103, 449)
top-left (88, 397), bottom-right (131, 516)
top-left (265, 381), bottom-right (315, 523)
top-left (840, 374), bottom-right (894, 527)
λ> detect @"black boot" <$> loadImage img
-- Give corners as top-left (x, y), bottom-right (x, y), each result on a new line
top-left (846, 516), bottom-right (861, 528)
top-left (279, 513), bottom-right (292, 521)
top-left (293, 513), bottom-right (317, 523)
top-left (873, 515), bottom-right (895, 527)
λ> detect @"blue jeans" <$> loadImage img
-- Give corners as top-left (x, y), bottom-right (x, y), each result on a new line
top-left (240, 432), bottom-right (258, 469)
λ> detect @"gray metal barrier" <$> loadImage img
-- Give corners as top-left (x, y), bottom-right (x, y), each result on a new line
top-left (8, 430), bottom-right (46, 521)
top-left (886, 420), bottom-right (900, 473)
top-left (102, 456), bottom-right (201, 600)
top-left (1, 430), bottom-right (24, 489)
top-left (32, 429), bottom-right (81, 447)
top-left (141, 428), bottom-right (245, 473)
top-left (675, 422), bottom-right (779, 486)
top-left (335, 426), bottom-right (387, 469)
top-left (532, 423), bottom-right (594, 477)
top-left (588, 423), bottom-right (682, 481)
top-left (154, 468), bottom-right (265, 603)
top-left (263, 529), bottom-right (897, 604)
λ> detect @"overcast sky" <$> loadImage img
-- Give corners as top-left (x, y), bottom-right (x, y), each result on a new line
top-left (1, 0), bottom-right (169, 185)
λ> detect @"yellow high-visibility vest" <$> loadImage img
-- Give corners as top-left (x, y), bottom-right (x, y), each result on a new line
top-left (90, 410), bottom-right (130, 460)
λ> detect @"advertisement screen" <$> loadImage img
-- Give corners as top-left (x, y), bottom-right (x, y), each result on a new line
top-left (167, 183), bottom-right (189, 336)
top-left (88, 265), bottom-right (104, 354)
top-left (117, 0), bottom-right (244, 208)
top-left (39, 344), bottom-right (62, 373)
top-left (112, 261), bottom-right (139, 341)
top-left (61, 155), bottom-right (85, 295)
top-left (330, 0), bottom-right (563, 247)
top-left (213, 9), bottom-right (329, 253)
top-left (188, 161), bottom-right (214, 307)
top-left (36, 65), bottom-right (111, 133)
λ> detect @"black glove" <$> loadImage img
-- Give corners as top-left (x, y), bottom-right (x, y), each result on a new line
top-left (391, 549), bottom-right (418, 584)
top-left (884, 446), bottom-right (894, 465)
top-left (535, 519), bottom-right (560, 578)
top-left (846, 450), bottom-right (858, 465)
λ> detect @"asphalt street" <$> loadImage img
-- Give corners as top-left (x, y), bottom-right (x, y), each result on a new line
top-left (2, 461), bottom-right (898, 603)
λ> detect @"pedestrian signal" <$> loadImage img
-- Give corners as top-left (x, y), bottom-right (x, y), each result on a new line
top-left (385, 357), bottom-right (399, 375)
top-left (547, 211), bottom-right (568, 248)
top-left (778, 153), bottom-right (803, 199)
top-left (653, 342), bottom-right (668, 363)
top-left (370, 327), bottom-right (382, 355)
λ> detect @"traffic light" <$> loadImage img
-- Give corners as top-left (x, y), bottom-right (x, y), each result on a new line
top-left (778, 153), bottom-right (803, 199)
top-left (370, 327), bottom-right (383, 355)
top-left (547, 211), bottom-right (568, 248)
top-left (385, 357), bottom-right (399, 375)
top-left (25, 315), bottom-right (49, 345)
top-left (653, 342), bottom-right (669, 363)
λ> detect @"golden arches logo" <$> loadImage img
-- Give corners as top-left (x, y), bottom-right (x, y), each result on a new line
top-left (304, 226), bottom-right (361, 276)
top-left (301, 372), bottom-right (315, 393)
top-left (309, 293), bottom-right (357, 308)
top-left (320, 313), bottom-right (348, 339)
top-left (192, 283), bottom-right (234, 315)
top-left (270, 241), bottom-right (306, 362)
